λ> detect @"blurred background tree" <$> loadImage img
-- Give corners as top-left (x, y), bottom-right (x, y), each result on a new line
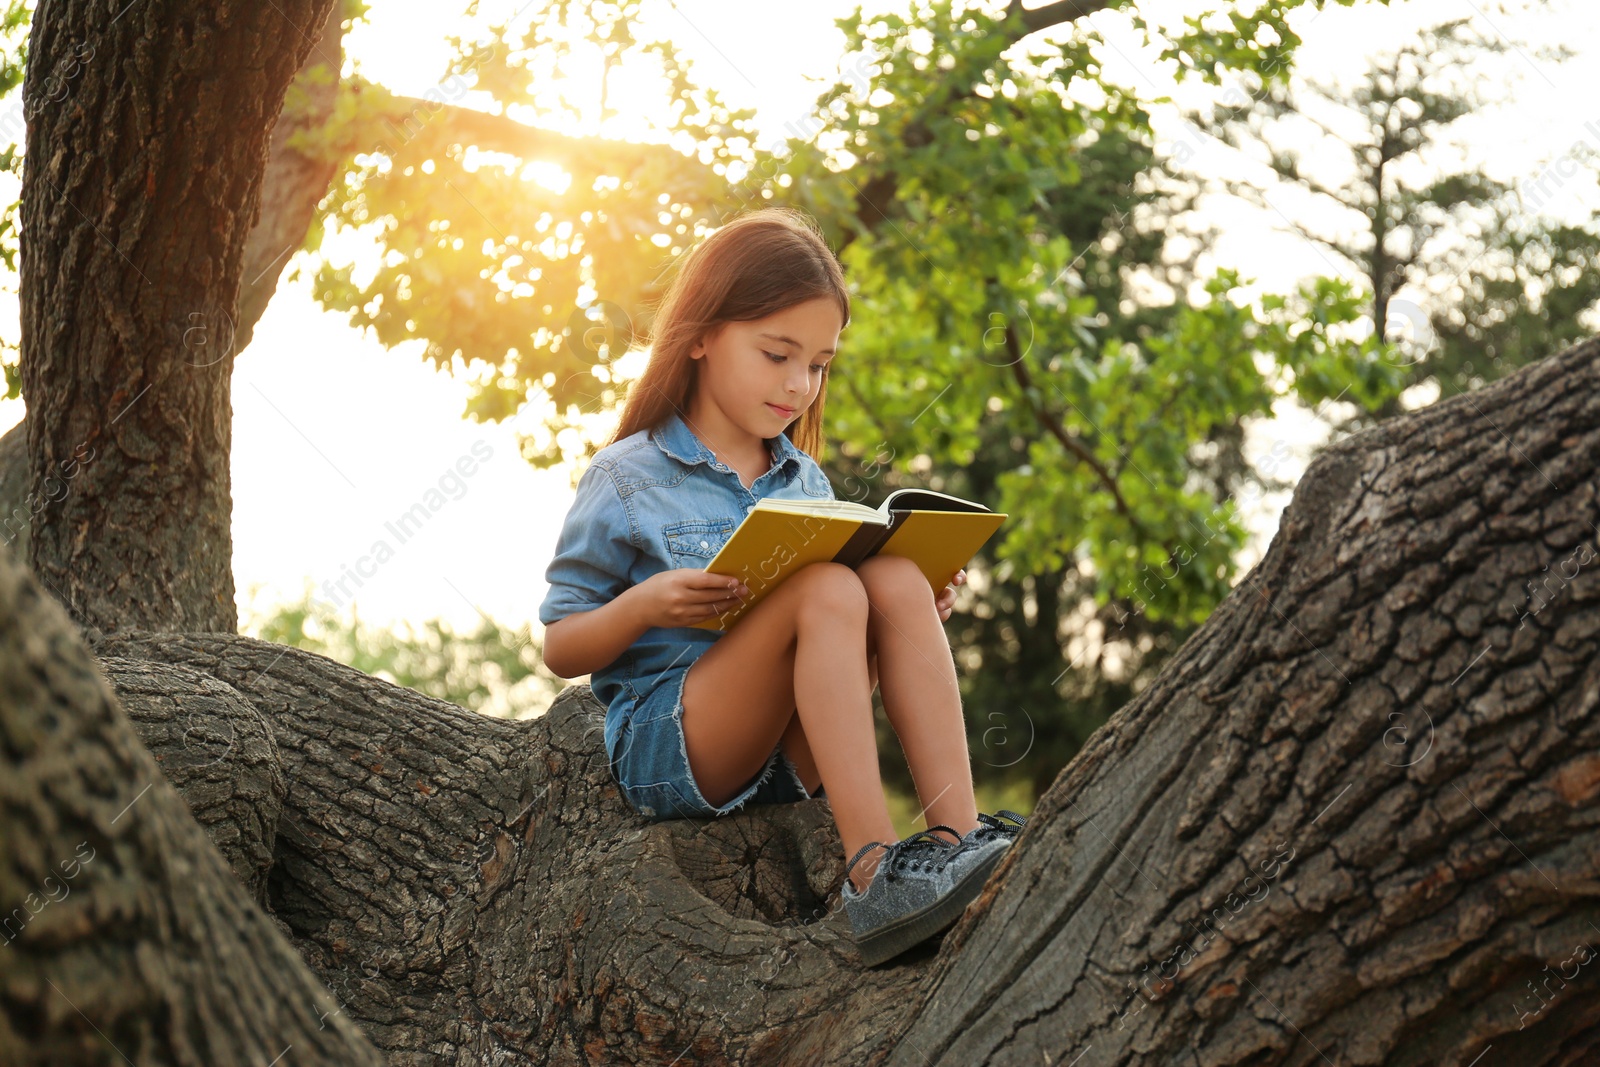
top-left (1183, 12), bottom-right (1600, 426)
top-left (240, 581), bottom-right (562, 719)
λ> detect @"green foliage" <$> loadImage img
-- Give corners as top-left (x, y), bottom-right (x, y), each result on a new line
top-left (1120, 0), bottom-right (1392, 86)
top-left (0, 0), bottom-right (1406, 616)
top-left (0, 0), bottom-right (27, 398)
top-left (1422, 204), bottom-right (1600, 404)
top-left (1014, 269), bottom-right (1397, 623)
top-left (0, 0), bottom-right (27, 97)
top-left (241, 582), bottom-right (563, 719)
top-left (747, 1), bottom-right (1403, 625)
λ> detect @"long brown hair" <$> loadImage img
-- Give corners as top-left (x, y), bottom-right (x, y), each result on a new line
top-left (605, 206), bottom-right (850, 461)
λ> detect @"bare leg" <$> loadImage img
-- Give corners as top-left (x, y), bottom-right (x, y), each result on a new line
top-left (678, 562), bottom-right (897, 892)
top-left (856, 555), bottom-right (979, 842)
top-left (776, 651), bottom-right (877, 795)
top-left (778, 557), bottom-right (980, 846)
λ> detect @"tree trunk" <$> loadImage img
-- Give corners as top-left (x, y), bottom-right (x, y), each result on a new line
top-left (0, 5), bottom-right (344, 572)
top-left (18, 0), bottom-right (337, 634)
top-left (883, 336), bottom-right (1600, 1065)
top-left (3, 334), bottom-right (1597, 1065)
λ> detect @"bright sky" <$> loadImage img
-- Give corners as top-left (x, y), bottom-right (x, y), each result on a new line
top-left (0, 0), bottom-right (1594, 635)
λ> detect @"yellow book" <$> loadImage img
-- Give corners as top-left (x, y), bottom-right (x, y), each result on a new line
top-left (690, 488), bottom-right (1007, 632)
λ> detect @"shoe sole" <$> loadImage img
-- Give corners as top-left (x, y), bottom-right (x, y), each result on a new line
top-left (851, 844), bottom-right (1009, 967)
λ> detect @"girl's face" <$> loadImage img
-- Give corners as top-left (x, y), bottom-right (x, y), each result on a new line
top-left (689, 296), bottom-right (841, 440)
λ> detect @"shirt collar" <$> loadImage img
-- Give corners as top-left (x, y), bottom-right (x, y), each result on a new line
top-left (652, 409), bottom-right (803, 484)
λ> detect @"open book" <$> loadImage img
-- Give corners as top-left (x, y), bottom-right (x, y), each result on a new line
top-left (690, 488), bottom-right (1007, 632)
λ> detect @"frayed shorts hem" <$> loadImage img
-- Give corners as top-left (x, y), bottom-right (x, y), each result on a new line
top-left (612, 666), bottom-right (817, 822)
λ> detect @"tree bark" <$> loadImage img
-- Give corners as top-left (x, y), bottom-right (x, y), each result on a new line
top-left (234, 0), bottom-right (347, 358)
top-left (0, 521), bottom-right (382, 1065)
top-left (19, 0), bottom-right (336, 634)
top-left (3, 334), bottom-right (1597, 1065)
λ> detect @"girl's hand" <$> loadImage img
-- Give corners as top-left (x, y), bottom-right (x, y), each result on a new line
top-left (634, 569), bottom-right (751, 628)
top-left (935, 569), bottom-right (966, 622)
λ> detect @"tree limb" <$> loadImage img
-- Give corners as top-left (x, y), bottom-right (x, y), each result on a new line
top-left (1005, 0), bottom-right (1117, 38)
top-left (351, 78), bottom-right (698, 178)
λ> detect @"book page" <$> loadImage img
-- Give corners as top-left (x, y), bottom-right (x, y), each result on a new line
top-left (752, 498), bottom-right (880, 519)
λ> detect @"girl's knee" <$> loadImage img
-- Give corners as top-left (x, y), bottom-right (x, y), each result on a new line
top-left (857, 554), bottom-right (932, 602)
top-left (792, 562), bottom-right (867, 623)
top-left (795, 560), bottom-right (864, 590)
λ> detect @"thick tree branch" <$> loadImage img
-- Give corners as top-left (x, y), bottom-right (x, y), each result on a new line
top-left (352, 78), bottom-right (700, 179)
top-left (90, 629), bottom-right (923, 1065)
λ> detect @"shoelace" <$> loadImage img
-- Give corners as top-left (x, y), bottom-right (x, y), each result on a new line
top-left (972, 809), bottom-right (1028, 843)
top-left (845, 825), bottom-right (962, 887)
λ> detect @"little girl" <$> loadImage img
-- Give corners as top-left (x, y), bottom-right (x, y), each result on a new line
top-left (538, 206), bottom-right (1027, 966)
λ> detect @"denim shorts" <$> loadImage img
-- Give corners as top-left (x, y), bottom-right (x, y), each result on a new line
top-left (611, 665), bottom-right (821, 821)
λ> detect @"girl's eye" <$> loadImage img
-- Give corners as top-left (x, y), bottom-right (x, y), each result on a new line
top-left (766, 351), bottom-right (828, 374)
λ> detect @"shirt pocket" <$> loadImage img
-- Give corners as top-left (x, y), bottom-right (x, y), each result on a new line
top-left (662, 517), bottom-right (738, 569)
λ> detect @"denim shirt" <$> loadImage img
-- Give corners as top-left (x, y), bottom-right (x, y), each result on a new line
top-left (538, 409), bottom-right (835, 768)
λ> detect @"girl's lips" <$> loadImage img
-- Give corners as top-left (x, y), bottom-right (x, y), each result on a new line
top-left (767, 403), bottom-right (796, 417)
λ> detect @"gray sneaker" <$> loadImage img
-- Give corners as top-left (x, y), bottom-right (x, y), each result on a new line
top-left (841, 826), bottom-right (1002, 967)
top-left (940, 824), bottom-right (1014, 894)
